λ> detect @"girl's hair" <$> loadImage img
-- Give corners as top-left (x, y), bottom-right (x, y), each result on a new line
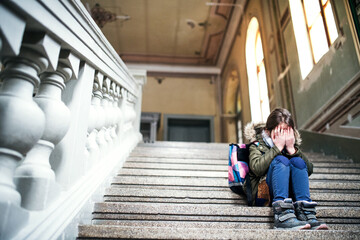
top-left (265, 108), bottom-right (295, 132)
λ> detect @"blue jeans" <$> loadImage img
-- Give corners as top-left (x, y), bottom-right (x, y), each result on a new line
top-left (266, 155), bottom-right (311, 203)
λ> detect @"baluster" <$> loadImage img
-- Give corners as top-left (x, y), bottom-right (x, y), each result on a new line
top-left (110, 82), bottom-right (119, 144)
top-left (102, 78), bottom-right (113, 150)
top-left (116, 86), bottom-right (124, 142)
top-left (0, 8), bottom-right (29, 238)
top-left (14, 50), bottom-right (79, 210)
top-left (86, 74), bottom-right (101, 167)
top-left (94, 72), bottom-right (107, 153)
top-left (0, 39), bottom-right (52, 206)
top-left (123, 89), bottom-right (130, 133)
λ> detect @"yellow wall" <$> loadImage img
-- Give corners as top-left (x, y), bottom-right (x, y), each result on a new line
top-left (141, 76), bottom-right (221, 141)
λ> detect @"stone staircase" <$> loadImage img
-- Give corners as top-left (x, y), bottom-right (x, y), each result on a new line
top-left (78, 141), bottom-right (360, 239)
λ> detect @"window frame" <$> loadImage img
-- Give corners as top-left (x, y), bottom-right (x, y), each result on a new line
top-left (301, 0), bottom-right (340, 64)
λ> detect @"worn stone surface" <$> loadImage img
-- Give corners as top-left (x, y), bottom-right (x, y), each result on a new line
top-left (78, 225), bottom-right (360, 239)
top-left (78, 141), bottom-right (360, 239)
top-left (104, 187), bottom-right (360, 202)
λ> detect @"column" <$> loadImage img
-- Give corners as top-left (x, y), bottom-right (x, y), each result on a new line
top-left (129, 69), bottom-right (147, 138)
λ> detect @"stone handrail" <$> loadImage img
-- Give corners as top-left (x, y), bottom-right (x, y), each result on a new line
top-left (0, 1), bottom-right (146, 239)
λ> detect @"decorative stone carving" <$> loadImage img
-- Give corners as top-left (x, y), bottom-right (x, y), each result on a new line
top-left (0, 43), bottom-right (49, 206)
top-left (14, 49), bottom-right (79, 210)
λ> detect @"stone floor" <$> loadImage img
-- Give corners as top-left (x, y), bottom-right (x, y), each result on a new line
top-left (78, 141), bottom-right (360, 239)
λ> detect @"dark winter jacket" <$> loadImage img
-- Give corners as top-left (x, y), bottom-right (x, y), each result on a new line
top-left (244, 123), bottom-right (313, 205)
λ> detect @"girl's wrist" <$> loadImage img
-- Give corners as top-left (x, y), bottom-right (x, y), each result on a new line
top-left (287, 147), bottom-right (296, 155)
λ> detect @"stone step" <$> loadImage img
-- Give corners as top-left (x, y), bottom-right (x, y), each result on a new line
top-left (77, 225), bottom-right (360, 240)
top-left (137, 141), bottom-right (229, 149)
top-left (105, 203), bottom-right (357, 219)
top-left (118, 168), bottom-right (360, 181)
top-left (92, 202), bottom-right (360, 220)
top-left (122, 162), bottom-right (360, 174)
top-left (127, 157), bottom-right (360, 168)
top-left (130, 151), bottom-right (227, 160)
top-left (90, 203), bottom-right (360, 230)
top-left (137, 142), bottom-right (343, 162)
top-left (89, 219), bottom-right (360, 231)
top-left (136, 142), bottom-right (339, 159)
top-left (103, 187), bottom-right (360, 206)
top-left (130, 151), bottom-right (351, 163)
top-left (112, 176), bottom-right (360, 191)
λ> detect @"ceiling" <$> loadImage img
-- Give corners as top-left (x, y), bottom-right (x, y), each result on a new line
top-left (81, 0), bottom-right (244, 69)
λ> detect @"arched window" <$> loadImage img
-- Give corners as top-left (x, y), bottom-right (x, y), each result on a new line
top-left (246, 17), bottom-right (270, 123)
top-left (289, 0), bottom-right (339, 79)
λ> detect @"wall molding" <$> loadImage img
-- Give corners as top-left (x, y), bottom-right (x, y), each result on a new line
top-left (301, 71), bottom-right (360, 138)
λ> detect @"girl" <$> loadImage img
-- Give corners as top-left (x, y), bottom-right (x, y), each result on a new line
top-left (244, 108), bottom-right (328, 230)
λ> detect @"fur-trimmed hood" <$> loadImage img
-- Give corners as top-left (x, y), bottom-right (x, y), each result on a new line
top-left (244, 122), bottom-right (265, 142)
top-left (244, 122), bottom-right (302, 145)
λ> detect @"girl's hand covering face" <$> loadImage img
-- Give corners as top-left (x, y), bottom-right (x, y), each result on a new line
top-left (285, 127), bottom-right (296, 154)
top-left (271, 125), bottom-right (286, 151)
top-left (285, 127), bottom-right (295, 147)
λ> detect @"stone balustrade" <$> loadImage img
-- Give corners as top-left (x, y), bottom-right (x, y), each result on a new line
top-left (0, 1), bottom-right (146, 239)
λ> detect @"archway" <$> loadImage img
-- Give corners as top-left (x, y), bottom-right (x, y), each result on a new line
top-left (222, 70), bottom-right (243, 143)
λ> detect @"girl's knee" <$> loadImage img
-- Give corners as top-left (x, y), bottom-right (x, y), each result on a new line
top-left (273, 155), bottom-right (290, 166)
top-left (290, 157), bottom-right (306, 169)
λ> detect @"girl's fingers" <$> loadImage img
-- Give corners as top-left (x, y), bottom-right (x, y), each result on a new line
top-left (271, 129), bottom-right (275, 139)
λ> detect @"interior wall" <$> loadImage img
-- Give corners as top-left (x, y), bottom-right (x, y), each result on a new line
top-left (141, 76), bottom-right (220, 142)
top-left (222, 0), bottom-right (360, 142)
top-left (221, 0), bottom-right (282, 143)
top-left (222, 69), bottom-right (240, 143)
top-left (280, 0), bottom-right (360, 129)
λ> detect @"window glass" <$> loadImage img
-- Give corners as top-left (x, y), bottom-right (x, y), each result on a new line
top-left (309, 17), bottom-right (329, 62)
top-left (303, 0), bottom-right (321, 25)
top-left (246, 17), bottom-right (270, 122)
top-left (289, 0), bottom-right (313, 78)
top-left (324, 2), bottom-right (338, 43)
top-left (289, 0), bottom-right (339, 78)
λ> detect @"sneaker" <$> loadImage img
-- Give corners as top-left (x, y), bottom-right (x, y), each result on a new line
top-left (272, 198), bottom-right (311, 230)
top-left (294, 201), bottom-right (329, 230)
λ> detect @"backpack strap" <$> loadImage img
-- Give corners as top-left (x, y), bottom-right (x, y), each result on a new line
top-left (245, 174), bottom-right (252, 206)
top-left (244, 141), bottom-right (259, 206)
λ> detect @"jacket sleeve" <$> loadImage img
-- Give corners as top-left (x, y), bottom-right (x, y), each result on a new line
top-left (284, 145), bottom-right (313, 176)
top-left (249, 144), bottom-right (281, 177)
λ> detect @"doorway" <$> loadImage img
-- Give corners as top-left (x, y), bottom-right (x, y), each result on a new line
top-left (163, 114), bottom-right (214, 142)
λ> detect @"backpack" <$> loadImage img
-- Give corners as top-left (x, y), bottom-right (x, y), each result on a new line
top-left (228, 143), bottom-right (253, 206)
